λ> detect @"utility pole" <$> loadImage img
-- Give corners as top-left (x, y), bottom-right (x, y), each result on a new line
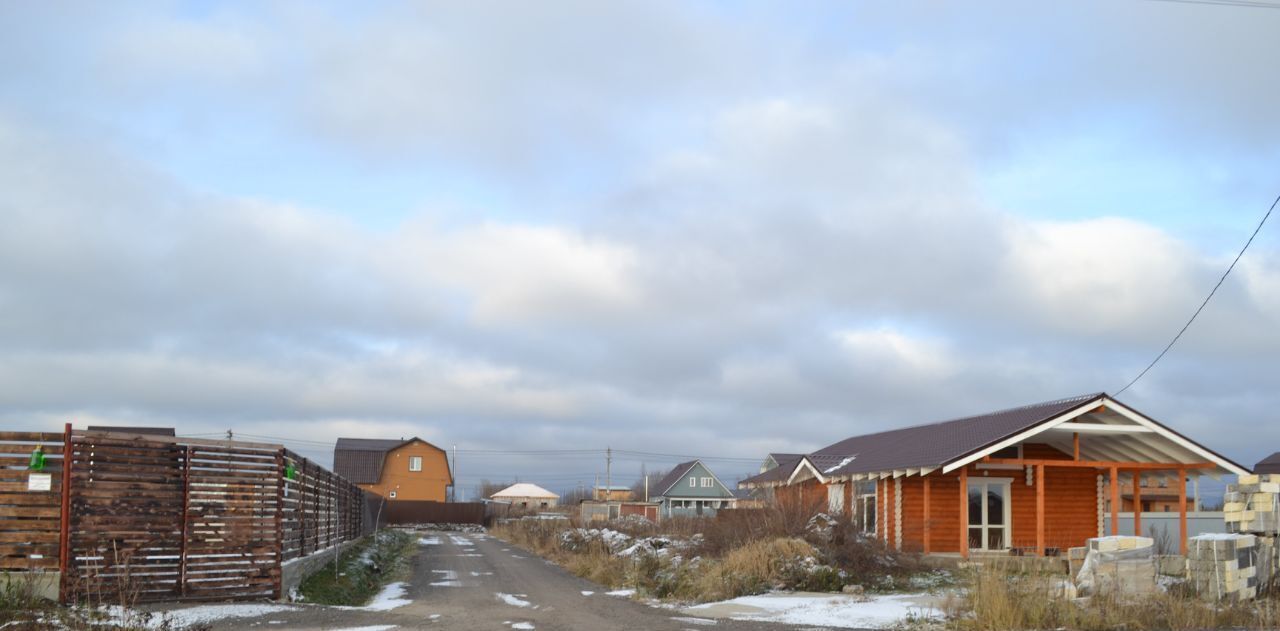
top-left (451, 445), bottom-right (458, 503)
top-left (606, 447), bottom-right (612, 501)
top-left (644, 474), bottom-right (649, 503)
top-left (226, 429), bottom-right (233, 440)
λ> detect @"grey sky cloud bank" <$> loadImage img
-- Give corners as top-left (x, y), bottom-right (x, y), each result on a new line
top-left (2, 2), bottom-right (1280, 493)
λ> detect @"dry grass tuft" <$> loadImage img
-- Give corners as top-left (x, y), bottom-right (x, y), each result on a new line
top-left (952, 561), bottom-right (1280, 631)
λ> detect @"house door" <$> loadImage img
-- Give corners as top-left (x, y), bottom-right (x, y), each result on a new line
top-left (967, 479), bottom-right (1012, 551)
top-left (695, 500), bottom-right (703, 516)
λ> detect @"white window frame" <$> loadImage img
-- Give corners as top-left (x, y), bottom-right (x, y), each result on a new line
top-left (967, 478), bottom-right (1013, 551)
top-left (689, 478), bottom-right (697, 488)
top-left (409, 456), bottom-right (422, 472)
top-left (701, 477), bottom-right (712, 488)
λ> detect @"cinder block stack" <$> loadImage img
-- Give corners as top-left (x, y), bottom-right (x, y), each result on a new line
top-left (1187, 534), bottom-right (1262, 601)
top-left (1075, 536), bottom-right (1156, 597)
top-left (1221, 473), bottom-right (1280, 596)
top-left (1225, 474), bottom-right (1280, 535)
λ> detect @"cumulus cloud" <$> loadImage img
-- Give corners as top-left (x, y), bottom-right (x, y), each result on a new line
top-left (2, 2), bottom-right (1280, 491)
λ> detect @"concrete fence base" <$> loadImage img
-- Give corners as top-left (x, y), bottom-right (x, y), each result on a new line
top-left (279, 538), bottom-right (363, 602)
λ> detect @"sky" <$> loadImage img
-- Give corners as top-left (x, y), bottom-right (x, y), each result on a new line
top-left (3, 1), bottom-right (1280, 498)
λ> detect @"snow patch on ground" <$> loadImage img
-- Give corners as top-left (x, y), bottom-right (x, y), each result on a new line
top-left (419, 536), bottom-right (442, 545)
top-left (329, 627), bottom-right (398, 631)
top-left (683, 592), bottom-right (940, 629)
top-left (606, 589), bottom-right (636, 597)
top-left (104, 604), bottom-right (297, 629)
top-left (449, 535), bottom-right (474, 546)
top-left (580, 590), bottom-right (594, 596)
top-left (511, 623), bottom-right (535, 630)
top-left (496, 592), bottom-right (533, 607)
top-left (432, 570), bottom-right (458, 579)
top-left (335, 582), bottom-right (412, 611)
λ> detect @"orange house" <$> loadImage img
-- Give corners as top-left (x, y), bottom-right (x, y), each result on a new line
top-left (742, 393), bottom-right (1247, 557)
top-left (334, 437), bottom-right (452, 501)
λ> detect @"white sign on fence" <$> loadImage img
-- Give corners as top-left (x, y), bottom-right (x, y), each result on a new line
top-left (27, 473), bottom-right (52, 491)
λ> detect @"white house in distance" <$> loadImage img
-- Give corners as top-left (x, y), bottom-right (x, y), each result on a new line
top-left (490, 483), bottom-right (560, 510)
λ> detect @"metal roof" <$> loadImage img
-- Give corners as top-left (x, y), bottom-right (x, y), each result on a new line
top-left (1257, 452), bottom-right (1280, 475)
top-left (86, 426), bottom-right (176, 436)
top-left (652, 461), bottom-right (698, 496)
top-left (740, 392), bottom-right (1249, 488)
top-left (333, 437), bottom-right (447, 485)
top-left (815, 393), bottom-right (1105, 478)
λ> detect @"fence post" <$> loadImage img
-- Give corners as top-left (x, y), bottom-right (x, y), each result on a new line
top-left (178, 445), bottom-right (191, 597)
top-left (58, 422), bottom-right (72, 603)
top-left (274, 449), bottom-right (285, 599)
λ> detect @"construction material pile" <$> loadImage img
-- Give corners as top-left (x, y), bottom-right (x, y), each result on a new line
top-left (1225, 474), bottom-right (1280, 535)
top-left (1075, 536), bottom-right (1156, 597)
top-left (1186, 534), bottom-right (1273, 601)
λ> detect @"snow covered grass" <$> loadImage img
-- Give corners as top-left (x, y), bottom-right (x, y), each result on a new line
top-left (493, 506), bottom-right (936, 608)
top-left (334, 581), bottom-right (412, 612)
top-left (297, 529), bottom-right (416, 608)
top-left (101, 603), bottom-right (297, 629)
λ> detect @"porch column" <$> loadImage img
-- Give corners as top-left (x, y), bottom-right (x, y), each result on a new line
top-left (922, 475), bottom-right (931, 555)
top-left (1109, 466), bottom-right (1119, 536)
top-left (1036, 463), bottom-right (1045, 556)
top-left (1178, 468), bottom-right (1188, 555)
top-left (959, 467), bottom-right (969, 559)
top-left (1132, 471), bottom-right (1142, 537)
top-left (1073, 432), bottom-right (1080, 460)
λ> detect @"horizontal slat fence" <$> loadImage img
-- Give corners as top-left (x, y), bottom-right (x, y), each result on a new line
top-left (0, 432), bottom-right (65, 571)
top-left (0, 428), bottom-right (369, 604)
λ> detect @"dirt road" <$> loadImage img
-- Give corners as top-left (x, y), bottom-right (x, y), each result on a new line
top-left (189, 529), bottom-right (822, 630)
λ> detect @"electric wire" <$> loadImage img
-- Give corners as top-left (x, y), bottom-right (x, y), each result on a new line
top-left (1115, 193), bottom-right (1278, 395)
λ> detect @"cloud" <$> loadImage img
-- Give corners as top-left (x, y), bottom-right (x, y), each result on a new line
top-left (3, 2), bottom-right (1280, 491)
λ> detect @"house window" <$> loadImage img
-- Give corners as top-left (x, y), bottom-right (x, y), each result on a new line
top-left (701, 477), bottom-right (712, 488)
top-left (857, 481), bottom-right (876, 534)
top-left (689, 478), bottom-right (696, 487)
top-left (388, 490), bottom-right (397, 499)
top-left (828, 483), bottom-right (845, 515)
top-left (409, 456), bottom-right (422, 472)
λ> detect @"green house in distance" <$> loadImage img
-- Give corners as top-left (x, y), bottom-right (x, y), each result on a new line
top-left (652, 459), bottom-right (738, 518)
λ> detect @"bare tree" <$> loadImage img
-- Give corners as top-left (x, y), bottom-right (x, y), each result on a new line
top-left (477, 479), bottom-right (514, 500)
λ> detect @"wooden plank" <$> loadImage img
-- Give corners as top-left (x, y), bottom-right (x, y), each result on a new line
top-left (984, 458), bottom-right (1216, 470)
top-left (0, 444), bottom-right (64, 455)
top-left (0, 532), bottom-right (59, 543)
top-left (1178, 468), bottom-right (1188, 555)
top-left (1133, 471), bottom-right (1142, 536)
top-left (1110, 466), bottom-right (1119, 536)
top-left (0, 506), bottom-right (60, 518)
top-left (1036, 463), bottom-right (1045, 556)
top-left (0, 432), bottom-right (65, 442)
top-left (73, 430), bottom-right (282, 451)
top-left (959, 467), bottom-right (968, 559)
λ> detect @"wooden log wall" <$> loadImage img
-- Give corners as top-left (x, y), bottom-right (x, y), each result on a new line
top-left (30, 433), bottom-right (370, 604)
top-left (0, 432), bottom-right (65, 571)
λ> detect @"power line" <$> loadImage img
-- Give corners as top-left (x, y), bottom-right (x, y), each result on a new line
top-left (1115, 193), bottom-right (1279, 395)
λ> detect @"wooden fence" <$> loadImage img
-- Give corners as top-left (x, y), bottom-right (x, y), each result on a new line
top-left (0, 431), bottom-right (66, 571)
top-left (0, 427), bottom-right (369, 603)
top-left (376, 500), bottom-right (486, 526)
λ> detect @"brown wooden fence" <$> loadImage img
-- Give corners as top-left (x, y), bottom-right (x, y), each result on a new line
top-left (0, 427), bottom-right (370, 603)
top-left (0, 431), bottom-right (66, 572)
top-left (376, 500), bottom-right (486, 526)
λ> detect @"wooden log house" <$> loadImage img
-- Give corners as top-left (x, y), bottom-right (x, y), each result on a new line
top-left (740, 393), bottom-right (1249, 557)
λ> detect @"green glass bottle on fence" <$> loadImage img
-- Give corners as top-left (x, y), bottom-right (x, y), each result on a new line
top-left (28, 444), bottom-right (46, 471)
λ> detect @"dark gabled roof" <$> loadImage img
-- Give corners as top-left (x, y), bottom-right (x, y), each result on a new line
top-left (767, 453), bottom-right (803, 467)
top-left (86, 426), bottom-right (175, 436)
top-left (1257, 452), bottom-right (1280, 475)
top-left (739, 463), bottom-right (795, 487)
top-left (333, 437), bottom-right (447, 485)
top-left (653, 461), bottom-right (699, 497)
top-left (815, 393), bottom-right (1106, 478)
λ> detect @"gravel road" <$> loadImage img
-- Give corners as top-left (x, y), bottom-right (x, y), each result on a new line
top-left (184, 529), bottom-right (824, 631)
